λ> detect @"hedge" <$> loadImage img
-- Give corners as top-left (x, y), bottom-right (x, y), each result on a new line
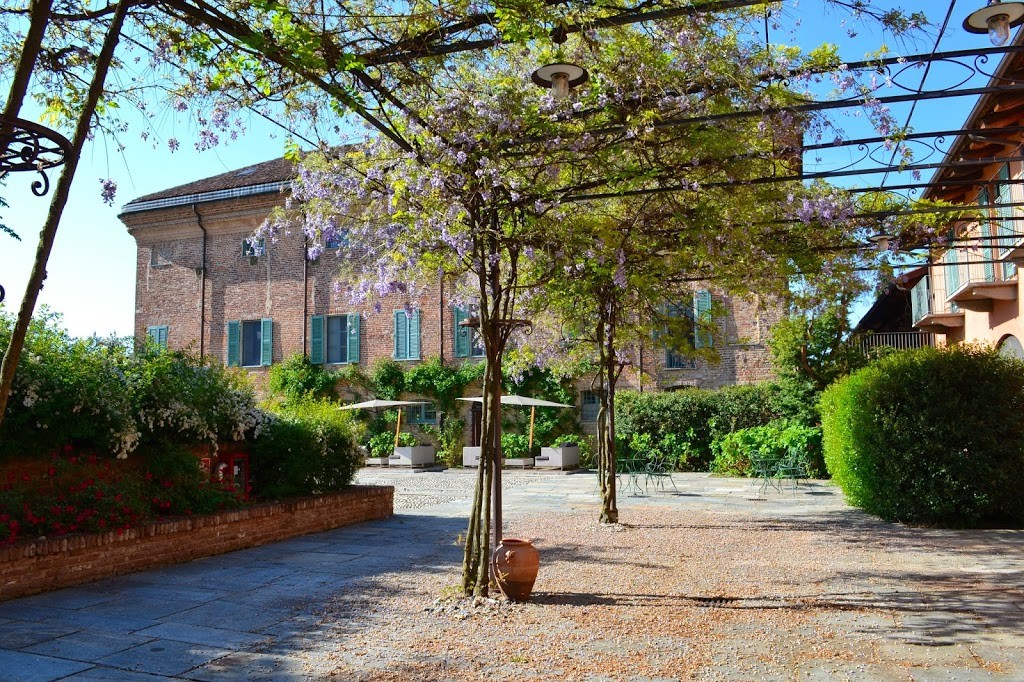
top-left (616, 383), bottom-right (782, 470)
top-left (820, 344), bottom-right (1024, 527)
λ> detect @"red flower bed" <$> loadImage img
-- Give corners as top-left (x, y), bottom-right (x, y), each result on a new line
top-left (0, 447), bottom-right (246, 545)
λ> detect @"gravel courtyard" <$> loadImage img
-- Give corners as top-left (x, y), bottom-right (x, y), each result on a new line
top-left (1, 470), bottom-right (1022, 681)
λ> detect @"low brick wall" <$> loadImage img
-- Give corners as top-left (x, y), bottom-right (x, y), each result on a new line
top-left (0, 485), bottom-right (393, 602)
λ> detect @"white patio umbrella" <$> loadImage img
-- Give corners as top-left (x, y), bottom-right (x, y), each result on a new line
top-left (458, 394), bottom-right (573, 448)
top-left (339, 399), bottom-right (426, 448)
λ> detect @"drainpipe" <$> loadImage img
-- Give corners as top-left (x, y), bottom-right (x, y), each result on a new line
top-left (439, 276), bottom-right (445, 364)
top-left (192, 204), bottom-right (207, 357)
top-left (302, 235), bottom-right (308, 356)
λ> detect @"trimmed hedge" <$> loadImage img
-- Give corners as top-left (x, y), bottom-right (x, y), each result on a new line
top-left (616, 383), bottom-right (782, 470)
top-left (251, 399), bottom-right (362, 499)
top-left (820, 345), bottom-right (1024, 527)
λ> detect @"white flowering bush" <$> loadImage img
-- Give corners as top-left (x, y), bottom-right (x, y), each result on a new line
top-left (0, 310), bottom-right (139, 459)
top-left (0, 310), bottom-right (265, 461)
top-left (129, 347), bottom-right (267, 451)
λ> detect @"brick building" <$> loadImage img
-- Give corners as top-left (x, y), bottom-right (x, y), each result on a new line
top-left (120, 158), bottom-right (781, 428)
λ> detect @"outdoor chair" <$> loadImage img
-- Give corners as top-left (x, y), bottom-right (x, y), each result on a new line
top-left (617, 457), bottom-right (648, 496)
top-left (774, 447), bottom-right (810, 490)
top-left (644, 455), bottom-right (678, 493)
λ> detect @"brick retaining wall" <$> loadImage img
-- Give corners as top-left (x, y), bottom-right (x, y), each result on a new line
top-left (0, 485), bottom-right (393, 602)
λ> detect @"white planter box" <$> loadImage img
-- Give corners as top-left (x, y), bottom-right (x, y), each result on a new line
top-left (463, 446), bottom-right (481, 467)
top-left (535, 445), bottom-right (580, 470)
top-left (364, 457), bottom-right (391, 466)
top-left (390, 445), bottom-right (435, 467)
top-left (504, 457), bottom-right (534, 468)
top-left (462, 447), bottom-right (510, 468)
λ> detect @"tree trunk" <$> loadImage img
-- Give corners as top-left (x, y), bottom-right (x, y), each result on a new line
top-left (0, 0), bottom-right (129, 431)
top-left (597, 310), bottom-right (619, 525)
top-left (1, 0), bottom-right (53, 138)
top-left (461, 222), bottom-right (508, 597)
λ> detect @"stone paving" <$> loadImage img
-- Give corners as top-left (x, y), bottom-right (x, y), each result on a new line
top-left (0, 470), bottom-right (1021, 680)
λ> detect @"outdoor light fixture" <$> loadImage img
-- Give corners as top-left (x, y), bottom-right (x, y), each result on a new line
top-left (869, 232), bottom-right (895, 252)
top-left (531, 63), bottom-right (589, 99)
top-left (964, 0), bottom-right (1024, 46)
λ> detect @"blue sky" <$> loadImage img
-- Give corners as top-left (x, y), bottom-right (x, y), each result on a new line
top-left (0, 2), bottom-right (1000, 338)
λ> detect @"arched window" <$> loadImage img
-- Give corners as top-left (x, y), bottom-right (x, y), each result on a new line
top-left (998, 335), bottom-right (1024, 359)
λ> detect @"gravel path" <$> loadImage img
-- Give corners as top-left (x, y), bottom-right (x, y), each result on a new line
top-left (316, 473), bottom-right (1024, 681)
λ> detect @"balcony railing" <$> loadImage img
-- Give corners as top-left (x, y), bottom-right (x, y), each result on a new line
top-left (860, 331), bottom-right (935, 353)
top-left (911, 276), bottom-right (949, 324)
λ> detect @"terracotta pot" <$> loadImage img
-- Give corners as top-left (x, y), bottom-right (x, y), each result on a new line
top-left (491, 538), bottom-right (540, 602)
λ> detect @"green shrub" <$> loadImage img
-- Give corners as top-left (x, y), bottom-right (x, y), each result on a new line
top-left (367, 431), bottom-right (394, 458)
top-left (820, 345), bottom-right (1024, 526)
top-left (366, 430), bottom-right (416, 457)
top-left (710, 420), bottom-right (823, 477)
top-left (616, 383), bottom-right (782, 470)
top-left (0, 310), bottom-right (138, 460)
top-left (501, 433), bottom-right (531, 459)
top-left (423, 417), bottom-right (466, 467)
top-left (267, 354), bottom-right (338, 403)
top-left (370, 359), bottom-right (406, 399)
top-left (251, 399), bottom-right (361, 499)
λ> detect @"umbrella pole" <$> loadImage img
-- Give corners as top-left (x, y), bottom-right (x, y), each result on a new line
top-left (394, 407), bottom-right (403, 450)
top-left (528, 406), bottom-right (536, 450)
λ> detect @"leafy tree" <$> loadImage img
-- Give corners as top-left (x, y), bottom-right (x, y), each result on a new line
top-left (1, 0), bottom-right (930, 594)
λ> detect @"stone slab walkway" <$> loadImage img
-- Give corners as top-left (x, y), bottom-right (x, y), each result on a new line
top-left (0, 470), bottom-right (1021, 680)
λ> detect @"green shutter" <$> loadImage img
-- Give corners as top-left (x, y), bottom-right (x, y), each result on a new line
top-left (227, 321), bottom-right (240, 367)
top-left (408, 309), bottom-right (421, 359)
top-left (146, 325), bottom-right (168, 349)
top-left (260, 318), bottom-right (273, 366)
top-left (454, 308), bottom-right (470, 357)
top-left (694, 290), bottom-right (712, 349)
top-left (347, 313), bottom-right (360, 364)
top-left (394, 310), bottom-right (407, 359)
top-left (310, 315), bottom-right (325, 364)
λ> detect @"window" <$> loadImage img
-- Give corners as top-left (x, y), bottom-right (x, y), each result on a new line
top-left (408, 402), bottom-right (438, 425)
top-left (227, 319), bottom-right (273, 367)
top-left (999, 335), bottom-right (1024, 360)
top-left (453, 307), bottom-right (485, 358)
top-left (664, 290), bottom-right (712, 369)
top-left (325, 233), bottom-right (347, 249)
top-left (310, 313), bottom-right (360, 365)
top-left (581, 391), bottom-right (599, 422)
top-left (150, 247), bottom-right (172, 267)
top-left (393, 309), bottom-right (421, 361)
top-left (242, 237), bottom-right (265, 257)
top-left (146, 325), bottom-right (168, 349)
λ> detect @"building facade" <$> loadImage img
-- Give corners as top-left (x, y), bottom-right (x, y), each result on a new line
top-left (120, 158), bottom-right (782, 417)
top-left (910, 41), bottom-right (1024, 359)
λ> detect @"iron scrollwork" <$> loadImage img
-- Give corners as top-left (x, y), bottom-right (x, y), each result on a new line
top-left (0, 115), bottom-right (72, 197)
